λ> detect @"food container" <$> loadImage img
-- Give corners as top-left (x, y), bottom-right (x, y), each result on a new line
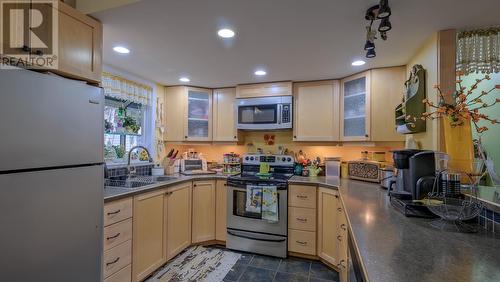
top-left (341, 162), bottom-right (348, 178)
top-left (325, 157), bottom-right (341, 177)
top-left (152, 166), bottom-right (165, 176)
top-left (379, 167), bottom-right (394, 189)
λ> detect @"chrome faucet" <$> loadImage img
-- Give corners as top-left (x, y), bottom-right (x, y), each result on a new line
top-left (127, 146), bottom-right (153, 176)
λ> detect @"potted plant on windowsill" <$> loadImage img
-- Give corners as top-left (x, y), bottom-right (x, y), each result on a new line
top-left (411, 72), bottom-right (499, 175)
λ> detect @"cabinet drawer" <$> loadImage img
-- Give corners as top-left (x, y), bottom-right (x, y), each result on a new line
top-left (104, 218), bottom-right (132, 251)
top-left (289, 185), bottom-right (317, 209)
top-left (288, 207), bottom-right (316, 232)
top-left (104, 264), bottom-right (131, 282)
top-left (104, 198), bottom-right (133, 226)
top-left (103, 240), bottom-right (132, 278)
top-left (288, 229), bottom-right (316, 256)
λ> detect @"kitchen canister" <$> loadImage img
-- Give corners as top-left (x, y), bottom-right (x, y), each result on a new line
top-left (325, 157), bottom-right (341, 177)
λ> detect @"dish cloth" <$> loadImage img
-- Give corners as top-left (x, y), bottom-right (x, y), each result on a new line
top-left (262, 186), bottom-right (278, 223)
top-left (245, 185), bottom-right (262, 214)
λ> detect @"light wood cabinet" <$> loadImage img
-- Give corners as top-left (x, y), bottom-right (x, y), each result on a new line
top-left (293, 81), bottom-right (340, 141)
top-left (317, 187), bottom-right (341, 266)
top-left (370, 66), bottom-right (406, 141)
top-left (104, 240), bottom-right (132, 279)
top-left (288, 229), bottom-right (316, 255)
top-left (236, 81), bottom-right (292, 98)
top-left (165, 182), bottom-right (192, 260)
top-left (288, 185), bottom-right (317, 256)
top-left (104, 198), bottom-right (133, 227)
top-left (340, 71), bottom-right (371, 141)
top-left (56, 2), bottom-right (102, 83)
top-left (338, 203), bottom-right (349, 282)
top-left (132, 189), bottom-right (167, 282)
top-left (164, 86), bottom-right (213, 141)
top-left (288, 207), bottom-right (316, 232)
top-left (289, 185), bottom-right (317, 209)
top-left (104, 218), bottom-right (132, 251)
top-left (215, 180), bottom-right (228, 241)
top-left (192, 180), bottom-right (216, 243)
top-left (213, 88), bottom-right (238, 142)
top-left (104, 264), bottom-right (131, 282)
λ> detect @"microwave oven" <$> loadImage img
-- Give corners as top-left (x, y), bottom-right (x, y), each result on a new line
top-left (236, 96), bottom-right (292, 130)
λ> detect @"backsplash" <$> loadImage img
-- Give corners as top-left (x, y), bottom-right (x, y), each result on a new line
top-left (105, 164), bottom-right (154, 178)
top-left (162, 131), bottom-right (404, 163)
top-left (479, 208), bottom-right (500, 233)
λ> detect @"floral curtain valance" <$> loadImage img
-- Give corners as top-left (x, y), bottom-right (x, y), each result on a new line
top-left (457, 27), bottom-right (500, 75)
top-left (102, 72), bottom-right (153, 106)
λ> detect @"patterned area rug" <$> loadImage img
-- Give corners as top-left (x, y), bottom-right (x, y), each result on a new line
top-left (147, 246), bottom-right (241, 282)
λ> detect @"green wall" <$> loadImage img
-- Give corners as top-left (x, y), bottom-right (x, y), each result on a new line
top-left (461, 72), bottom-right (500, 185)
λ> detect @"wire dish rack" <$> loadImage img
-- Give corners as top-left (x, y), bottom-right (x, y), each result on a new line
top-left (425, 170), bottom-right (484, 233)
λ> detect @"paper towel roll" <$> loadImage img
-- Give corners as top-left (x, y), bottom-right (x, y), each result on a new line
top-left (396, 124), bottom-right (413, 134)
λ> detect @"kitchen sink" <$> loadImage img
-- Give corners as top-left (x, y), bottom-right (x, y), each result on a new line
top-left (105, 175), bottom-right (177, 189)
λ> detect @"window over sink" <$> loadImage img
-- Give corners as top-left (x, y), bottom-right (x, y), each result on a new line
top-left (102, 71), bottom-right (154, 164)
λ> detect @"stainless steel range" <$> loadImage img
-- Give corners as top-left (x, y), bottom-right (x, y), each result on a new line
top-left (226, 154), bottom-right (294, 258)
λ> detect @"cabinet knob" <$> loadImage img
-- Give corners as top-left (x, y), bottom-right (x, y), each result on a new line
top-left (33, 50), bottom-right (43, 56)
top-left (334, 194), bottom-right (339, 198)
top-left (234, 136), bottom-right (237, 139)
top-left (365, 134), bottom-right (369, 137)
top-left (337, 207), bottom-right (342, 212)
top-left (337, 259), bottom-right (346, 268)
top-left (293, 136), bottom-right (297, 139)
top-left (22, 45), bottom-right (30, 52)
top-left (193, 184), bottom-right (197, 187)
top-left (340, 224), bottom-right (347, 230)
top-left (337, 235), bottom-right (342, 241)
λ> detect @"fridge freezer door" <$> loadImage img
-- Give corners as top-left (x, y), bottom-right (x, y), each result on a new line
top-left (0, 165), bottom-right (103, 282)
top-left (0, 69), bottom-right (104, 172)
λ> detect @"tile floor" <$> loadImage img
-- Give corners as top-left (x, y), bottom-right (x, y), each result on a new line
top-left (215, 247), bottom-right (340, 282)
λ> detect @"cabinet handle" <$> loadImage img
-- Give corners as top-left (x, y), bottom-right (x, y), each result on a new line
top-left (340, 224), bottom-right (347, 230)
top-left (296, 217), bottom-right (307, 222)
top-left (296, 195), bottom-right (308, 199)
top-left (337, 207), bottom-right (342, 212)
top-left (166, 191), bottom-right (172, 196)
top-left (193, 184), bottom-right (197, 187)
top-left (334, 194), bottom-right (339, 198)
top-left (185, 136), bottom-right (188, 139)
top-left (293, 136), bottom-right (297, 138)
top-left (32, 50), bottom-right (43, 56)
top-left (337, 259), bottom-right (346, 268)
top-left (365, 134), bottom-right (369, 138)
top-left (106, 233), bottom-right (121, 240)
top-left (234, 136), bottom-right (237, 139)
top-left (337, 235), bottom-right (342, 241)
top-left (296, 240), bottom-right (307, 245)
top-left (223, 183), bottom-right (227, 186)
top-left (106, 257), bottom-right (120, 266)
top-left (107, 209), bottom-right (121, 216)
top-left (22, 45), bottom-right (30, 52)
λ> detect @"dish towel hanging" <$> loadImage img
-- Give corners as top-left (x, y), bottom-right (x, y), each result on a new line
top-left (245, 185), bottom-right (262, 214)
top-left (262, 186), bottom-right (279, 223)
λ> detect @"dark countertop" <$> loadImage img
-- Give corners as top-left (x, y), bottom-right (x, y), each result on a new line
top-left (104, 173), bottom-right (228, 202)
top-left (339, 179), bottom-right (500, 282)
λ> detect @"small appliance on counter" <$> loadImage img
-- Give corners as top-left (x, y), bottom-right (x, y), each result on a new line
top-left (379, 166), bottom-right (394, 189)
top-left (180, 158), bottom-right (216, 175)
top-left (325, 157), bottom-right (341, 177)
top-left (389, 149), bottom-right (437, 217)
top-left (347, 161), bottom-right (382, 183)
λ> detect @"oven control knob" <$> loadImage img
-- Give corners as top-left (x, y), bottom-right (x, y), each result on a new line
top-left (245, 156), bottom-right (249, 161)
top-left (287, 157), bottom-right (292, 162)
top-left (250, 157), bottom-right (254, 161)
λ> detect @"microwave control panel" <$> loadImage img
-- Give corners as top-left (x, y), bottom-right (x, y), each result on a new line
top-left (281, 104), bottom-right (290, 123)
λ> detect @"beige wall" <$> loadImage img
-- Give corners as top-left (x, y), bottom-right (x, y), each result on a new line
top-left (164, 130), bottom-right (403, 163)
top-left (405, 33), bottom-right (440, 150)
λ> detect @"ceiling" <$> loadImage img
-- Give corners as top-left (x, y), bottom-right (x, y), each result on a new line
top-left (93, 0), bottom-right (500, 88)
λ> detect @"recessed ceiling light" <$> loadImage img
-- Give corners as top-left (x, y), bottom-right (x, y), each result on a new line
top-left (217, 28), bottom-right (235, 38)
top-left (113, 46), bottom-right (130, 54)
top-left (352, 60), bottom-right (366, 66)
top-left (254, 70), bottom-right (267, 76)
top-left (179, 77), bottom-right (190, 82)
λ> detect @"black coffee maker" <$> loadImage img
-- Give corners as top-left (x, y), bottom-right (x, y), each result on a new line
top-left (390, 150), bottom-right (436, 201)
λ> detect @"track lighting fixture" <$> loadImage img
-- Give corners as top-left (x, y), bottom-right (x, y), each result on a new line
top-left (366, 48), bottom-right (376, 58)
top-left (377, 0), bottom-right (391, 19)
top-left (361, 1), bottom-right (393, 58)
top-left (378, 18), bottom-right (392, 32)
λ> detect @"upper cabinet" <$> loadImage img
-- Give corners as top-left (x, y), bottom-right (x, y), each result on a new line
top-left (213, 88), bottom-right (237, 142)
top-left (236, 81), bottom-right (292, 98)
top-left (293, 81), bottom-right (340, 141)
top-left (164, 86), bottom-right (212, 142)
top-left (340, 72), bottom-right (371, 141)
top-left (57, 2), bottom-right (102, 83)
top-left (370, 67), bottom-right (406, 142)
top-left (0, 1), bottom-right (102, 83)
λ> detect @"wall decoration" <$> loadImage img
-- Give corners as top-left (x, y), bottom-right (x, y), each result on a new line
top-left (395, 64), bottom-right (427, 134)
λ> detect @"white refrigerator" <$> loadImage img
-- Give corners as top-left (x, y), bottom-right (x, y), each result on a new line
top-left (0, 69), bottom-right (104, 281)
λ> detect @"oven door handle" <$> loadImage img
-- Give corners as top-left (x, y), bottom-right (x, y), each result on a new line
top-left (227, 230), bottom-right (286, 242)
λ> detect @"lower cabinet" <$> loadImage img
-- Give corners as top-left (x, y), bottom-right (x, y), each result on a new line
top-left (192, 180), bottom-right (216, 243)
top-left (165, 182), bottom-right (192, 260)
top-left (317, 187), bottom-right (341, 265)
top-left (288, 184), bottom-right (317, 256)
top-left (215, 180), bottom-right (227, 242)
top-left (132, 189), bottom-right (167, 282)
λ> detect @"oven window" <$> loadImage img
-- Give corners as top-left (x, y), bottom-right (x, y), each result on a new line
top-left (233, 190), bottom-right (262, 219)
top-left (238, 105), bottom-right (277, 124)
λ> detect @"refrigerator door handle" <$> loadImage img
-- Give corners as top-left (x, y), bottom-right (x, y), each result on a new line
top-left (88, 99), bottom-right (100, 105)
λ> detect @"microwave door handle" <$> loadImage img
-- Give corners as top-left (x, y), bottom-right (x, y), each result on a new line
top-left (277, 104), bottom-right (282, 124)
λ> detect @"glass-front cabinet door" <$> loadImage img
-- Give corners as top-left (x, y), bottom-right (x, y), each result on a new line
top-left (185, 87), bottom-right (212, 141)
top-left (340, 71), bottom-right (371, 141)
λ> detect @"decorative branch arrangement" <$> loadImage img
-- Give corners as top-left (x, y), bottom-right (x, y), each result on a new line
top-left (408, 72), bottom-right (499, 133)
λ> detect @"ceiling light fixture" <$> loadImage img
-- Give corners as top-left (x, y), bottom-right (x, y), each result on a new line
top-left (217, 28), bottom-right (235, 38)
top-left (254, 70), bottom-right (267, 76)
top-left (378, 18), bottom-right (392, 32)
top-left (352, 60), bottom-right (366, 66)
top-left (179, 77), bottom-right (190, 82)
top-left (113, 46), bottom-right (130, 54)
top-left (377, 0), bottom-right (391, 19)
top-left (366, 49), bottom-right (376, 58)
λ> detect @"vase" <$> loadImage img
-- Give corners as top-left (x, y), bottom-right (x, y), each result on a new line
top-left (443, 118), bottom-right (474, 177)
